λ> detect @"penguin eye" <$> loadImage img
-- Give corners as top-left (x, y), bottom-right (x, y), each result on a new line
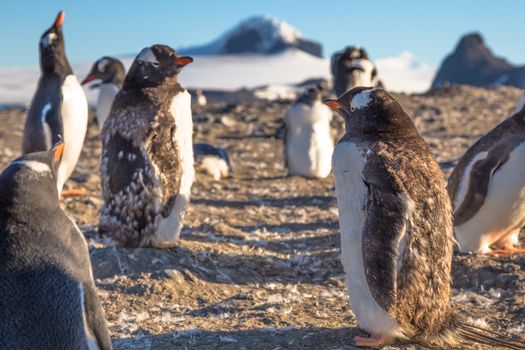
top-left (350, 106), bottom-right (356, 113)
top-left (151, 62), bottom-right (160, 68)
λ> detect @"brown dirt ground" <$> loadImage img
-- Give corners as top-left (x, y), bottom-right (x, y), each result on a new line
top-left (0, 85), bottom-right (524, 349)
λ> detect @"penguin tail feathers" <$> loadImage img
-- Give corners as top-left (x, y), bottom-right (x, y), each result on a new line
top-left (417, 315), bottom-right (525, 349)
top-left (455, 320), bottom-right (525, 350)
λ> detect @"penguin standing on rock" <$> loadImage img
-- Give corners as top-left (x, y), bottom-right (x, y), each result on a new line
top-left (22, 11), bottom-right (88, 196)
top-left (448, 107), bottom-right (525, 255)
top-left (81, 56), bottom-right (126, 128)
top-left (324, 87), bottom-right (525, 349)
top-left (283, 85), bottom-right (334, 178)
top-left (0, 143), bottom-right (112, 350)
top-left (99, 45), bottom-right (194, 248)
top-left (331, 46), bottom-right (380, 96)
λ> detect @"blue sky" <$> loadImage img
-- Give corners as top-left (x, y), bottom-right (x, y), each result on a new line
top-left (1, 1), bottom-right (524, 68)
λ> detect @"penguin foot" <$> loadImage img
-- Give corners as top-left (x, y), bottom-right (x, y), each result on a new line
top-left (487, 247), bottom-right (525, 256)
top-left (61, 188), bottom-right (86, 199)
top-left (353, 333), bottom-right (391, 348)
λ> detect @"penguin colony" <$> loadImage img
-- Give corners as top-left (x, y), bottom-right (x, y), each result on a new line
top-left (1, 10), bottom-right (524, 350)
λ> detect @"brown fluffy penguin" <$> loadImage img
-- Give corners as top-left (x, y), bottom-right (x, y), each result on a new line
top-left (324, 87), bottom-right (525, 349)
top-left (99, 45), bottom-right (194, 248)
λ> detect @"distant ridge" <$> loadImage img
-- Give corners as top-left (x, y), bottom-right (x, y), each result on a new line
top-left (432, 32), bottom-right (525, 88)
top-left (181, 15), bottom-right (323, 58)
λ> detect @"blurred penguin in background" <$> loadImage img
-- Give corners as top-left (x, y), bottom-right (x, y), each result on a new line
top-left (331, 46), bottom-right (381, 96)
top-left (81, 56), bottom-right (126, 128)
top-left (194, 143), bottom-right (232, 180)
top-left (283, 84), bottom-right (334, 178)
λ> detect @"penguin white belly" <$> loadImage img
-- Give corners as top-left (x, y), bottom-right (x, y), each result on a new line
top-left (332, 141), bottom-right (400, 335)
top-left (198, 156), bottom-right (229, 180)
top-left (154, 90), bottom-right (194, 243)
top-left (57, 75), bottom-right (88, 193)
top-left (455, 142), bottom-right (525, 253)
top-left (287, 106), bottom-right (333, 178)
top-left (96, 83), bottom-right (119, 128)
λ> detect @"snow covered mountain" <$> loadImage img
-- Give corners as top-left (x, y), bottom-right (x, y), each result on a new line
top-left (0, 49), bottom-right (435, 106)
top-left (181, 15), bottom-right (323, 57)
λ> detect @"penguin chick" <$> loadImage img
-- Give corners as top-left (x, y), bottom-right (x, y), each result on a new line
top-left (331, 46), bottom-right (380, 96)
top-left (283, 85), bottom-right (334, 178)
top-left (0, 143), bottom-right (112, 350)
top-left (448, 107), bottom-right (525, 255)
top-left (99, 45), bottom-right (194, 248)
top-left (324, 87), bottom-right (525, 349)
top-left (194, 143), bottom-right (232, 181)
top-left (81, 56), bottom-right (126, 128)
top-left (22, 11), bottom-right (88, 195)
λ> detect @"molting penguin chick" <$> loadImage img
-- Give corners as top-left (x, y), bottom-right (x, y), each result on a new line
top-left (194, 143), bottom-right (232, 180)
top-left (331, 46), bottom-right (380, 96)
top-left (324, 88), bottom-right (525, 349)
top-left (448, 107), bottom-right (525, 255)
top-left (283, 85), bottom-right (334, 178)
top-left (81, 56), bottom-right (126, 128)
top-left (99, 45), bottom-right (194, 248)
top-left (0, 143), bottom-right (112, 350)
top-left (22, 11), bottom-right (88, 195)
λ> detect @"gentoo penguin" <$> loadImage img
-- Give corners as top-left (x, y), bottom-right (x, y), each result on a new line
top-left (331, 46), bottom-right (380, 97)
top-left (22, 11), bottom-right (88, 196)
top-left (81, 56), bottom-right (126, 128)
top-left (324, 87), bottom-right (525, 348)
top-left (0, 143), bottom-right (112, 350)
top-left (448, 107), bottom-right (525, 255)
top-left (99, 45), bottom-right (194, 248)
top-left (193, 89), bottom-right (207, 107)
top-left (283, 85), bottom-right (334, 178)
top-left (194, 143), bottom-right (232, 180)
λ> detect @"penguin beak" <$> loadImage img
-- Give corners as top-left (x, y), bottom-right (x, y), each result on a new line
top-left (81, 75), bottom-right (94, 85)
top-left (323, 99), bottom-right (342, 110)
top-left (54, 11), bottom-right (65, 29)
top-left (173, 56), bottom-right (193, 66)
top-left (52, 142), bottom-right (65, 162)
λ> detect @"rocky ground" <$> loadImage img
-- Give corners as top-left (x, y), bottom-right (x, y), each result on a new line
top-left (0, 85), bottom-right (524, 349)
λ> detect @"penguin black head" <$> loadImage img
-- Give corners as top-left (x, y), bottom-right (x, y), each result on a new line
top-left (342, 46), bottom-right (369, 61)
top-left (324, 87), bottom-right (417, 136)
top-left (0, 143), bottom-right (65, 208)
top-left (123, 45), bottom-right (193, 89)
top-left (296, 84), bottom-right (325, 106)
top-left (39, 11), bottom-right (72, 75)
top-left (81, 56), bottom-right (126, 88)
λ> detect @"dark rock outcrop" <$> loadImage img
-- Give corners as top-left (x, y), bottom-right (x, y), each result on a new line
top-left (432, 33), bottom-right (525, 88)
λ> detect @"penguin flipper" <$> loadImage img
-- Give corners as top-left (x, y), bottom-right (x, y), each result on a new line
top-left (362, 161), bottom-right (407, 312)
top-left (82, 280), bottom-right (113, 350)
top-left (453, 139), bottom-right (522, 226)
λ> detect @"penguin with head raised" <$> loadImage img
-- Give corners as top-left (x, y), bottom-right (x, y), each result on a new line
top-left (81, 56), bottom-right (126, 128)
top-left (194, 143), bottom-right (232, 180)
top-left (99, 44), bottom-right (194, 248)
top-left (448, 106), bottom-right (525, 256)
top-left (22, 11), bottom-right (88, 196)
top-left (324, 88), bottom-right (525, 348)
top-left (283, 84), bottom-right (334, 178)
top-left (0, 143), bottom-right (112, 350)
top-left (331, 46), bottom-right (380, 97)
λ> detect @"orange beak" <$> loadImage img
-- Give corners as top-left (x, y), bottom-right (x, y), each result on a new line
top-left (173, 56), bottom-right (193, 66)
top-left (81, 75), bottom-right (94, 85)
top-left (52, 142), bottom-right (65, 161)
top-left (323, 99), bottom-right (342, 109)
top-left (55, 11), bottom-right (65, 28)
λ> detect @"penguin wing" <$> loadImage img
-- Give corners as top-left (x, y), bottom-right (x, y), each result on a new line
top-left (65, 221), bottom-right (112, 350)
top-left (453, 138), bottom-right (523, 226)
top-left (362, 159), bottom-right (407, 312)
top-left (148, 120), bottom-right (182, 217)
